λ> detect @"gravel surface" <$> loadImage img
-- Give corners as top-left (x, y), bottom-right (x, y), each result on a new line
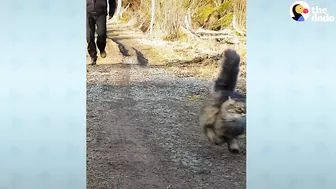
top-left (86, 23), bottom-right (246, 189)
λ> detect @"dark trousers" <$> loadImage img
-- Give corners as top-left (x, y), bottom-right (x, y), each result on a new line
top-left (86, 12), bottom-right (107, 60)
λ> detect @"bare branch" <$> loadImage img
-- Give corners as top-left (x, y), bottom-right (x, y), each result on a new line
top-left (199, 35), bottom-right (231, 39)
top-left (179, 26), bottom-right (202, 41)
top-left (194, 28), bottom-right (232, 35)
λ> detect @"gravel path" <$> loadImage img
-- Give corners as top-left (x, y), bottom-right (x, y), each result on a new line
top-left (86, 23), bottom-right (246, 189)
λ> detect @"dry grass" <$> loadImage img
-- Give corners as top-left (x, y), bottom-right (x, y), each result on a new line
top-left (232, 0), bottom-right (246, 31)
top-left (164, 56), bottom-right (246, 95)
top-left (105, 0), bottom-right (247, 93)
top-left (123, 0), bottom-right (246, 39)
top-left (130, 42), bottom-right (246, 95)
top-left (127, 37), bottom-right (246, 95)
top-left (125, 0), bottom-right (187, 40)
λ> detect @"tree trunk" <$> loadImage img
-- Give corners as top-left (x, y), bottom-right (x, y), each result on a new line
top-left (115, 0), bottom-right (122, 19)
top-left (149, 0), bottom-right (155, 33)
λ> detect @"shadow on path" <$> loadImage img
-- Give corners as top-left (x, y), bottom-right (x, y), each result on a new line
top-left (109, 37), bottom-right (149, 67)
top-left (110, 38), bottom-right (130, 56)
top-left (132, 47), bottom-right (148, 66)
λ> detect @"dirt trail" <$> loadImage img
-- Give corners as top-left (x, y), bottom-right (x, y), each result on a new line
top-left (86, 22), bottom-right (246, 189)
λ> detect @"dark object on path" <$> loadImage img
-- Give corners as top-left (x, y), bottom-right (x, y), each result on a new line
top-left (86, 0), bottom-right (117, 65)
top-left (199, 49), bottom-right (246, 154)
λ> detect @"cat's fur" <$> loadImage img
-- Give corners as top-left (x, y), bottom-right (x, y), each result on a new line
top-left (199, 49), bottom-right (246, 153)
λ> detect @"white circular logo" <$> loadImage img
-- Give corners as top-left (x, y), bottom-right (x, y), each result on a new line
top-left (290, 1), bottom-right (310, 22)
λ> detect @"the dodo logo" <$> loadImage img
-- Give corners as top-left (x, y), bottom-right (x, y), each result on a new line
top-left (290, 1), bottom-right (310, 22)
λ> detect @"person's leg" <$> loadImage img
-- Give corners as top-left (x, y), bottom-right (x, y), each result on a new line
top-left (86, 13), bottom-right (98, 65)
top-left (95, 13), bottom-right (107, 58)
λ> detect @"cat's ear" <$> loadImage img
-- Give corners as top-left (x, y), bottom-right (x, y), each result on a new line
top-left (228, 96), bottom-right (234, 102)
top-left (228, 96), bottom-right (236, 104)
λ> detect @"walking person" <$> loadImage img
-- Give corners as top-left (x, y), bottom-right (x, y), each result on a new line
top-left (87, 0), bottom-right (117, 65)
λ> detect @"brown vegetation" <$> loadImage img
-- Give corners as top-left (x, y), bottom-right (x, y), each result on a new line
top-left (111, 0), bottom-right (246, 93)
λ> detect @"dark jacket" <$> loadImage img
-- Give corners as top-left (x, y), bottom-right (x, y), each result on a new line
top-left (87, 0), bottom-right (116, 16)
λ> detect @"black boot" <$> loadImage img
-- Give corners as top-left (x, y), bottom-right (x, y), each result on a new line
top-left (89, 56), bottom-right (97, 65)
